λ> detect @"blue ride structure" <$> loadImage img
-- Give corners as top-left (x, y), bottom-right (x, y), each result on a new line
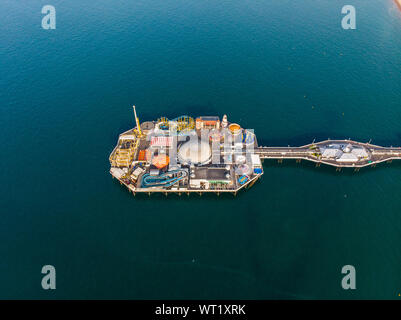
top-left (141, 169), bottom-right (188, 188)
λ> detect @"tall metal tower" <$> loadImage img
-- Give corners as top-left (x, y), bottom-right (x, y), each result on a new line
top-left (133, 105), bottom-right (143, 137)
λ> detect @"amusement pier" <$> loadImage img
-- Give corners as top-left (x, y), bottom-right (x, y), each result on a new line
top-left (109, 107), bottom-right (401, 195)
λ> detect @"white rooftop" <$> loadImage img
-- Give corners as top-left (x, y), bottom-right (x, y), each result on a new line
top-left (319, 144), bottom-right (369, 161)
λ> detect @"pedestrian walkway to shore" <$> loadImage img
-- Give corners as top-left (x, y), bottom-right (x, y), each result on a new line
top-left (255, 139), bottom-right (401, 168)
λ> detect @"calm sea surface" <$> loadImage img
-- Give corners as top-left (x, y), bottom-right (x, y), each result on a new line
top-left (1, 0), bottom-right (401, 299)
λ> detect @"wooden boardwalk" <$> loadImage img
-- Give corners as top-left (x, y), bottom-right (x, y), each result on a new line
top-left (255, 139), bottom-right (401, 168)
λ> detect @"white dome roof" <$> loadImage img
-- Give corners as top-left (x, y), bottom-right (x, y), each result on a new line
top-left (344, 143), bottom-right (353, 153)
top-left (178, 139), bottom-right (211, 165)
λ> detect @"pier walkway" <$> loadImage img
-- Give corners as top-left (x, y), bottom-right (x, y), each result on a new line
top-left (255, 139), bottom-right (401, 168)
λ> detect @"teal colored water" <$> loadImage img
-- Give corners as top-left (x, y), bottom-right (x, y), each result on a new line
top-left (1, 1), bottom-right (401, 299)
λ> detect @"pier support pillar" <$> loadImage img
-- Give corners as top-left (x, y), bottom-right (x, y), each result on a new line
top-left (278, 159), bottom-right (283, 164)
top-left (336, 167), bottom-right (342, 172)
top-left (296, 159), bottom-right (301, 163)
top-left (315, 163), bottom-right (321, 167)
top-left (187, 192), bottom-right (190, 196)
top-left (247, 178), bottom-right (258, 189)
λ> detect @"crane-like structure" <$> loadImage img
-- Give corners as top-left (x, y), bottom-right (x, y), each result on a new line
top-left (133, 105), bottom-right (143, 137)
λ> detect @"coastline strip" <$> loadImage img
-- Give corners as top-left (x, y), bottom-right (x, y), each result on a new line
top-left (396, 0), bottom-right (401, 11)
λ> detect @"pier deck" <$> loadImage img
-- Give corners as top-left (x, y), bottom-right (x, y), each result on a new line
top-left (110, 109), bottom-right (401, 196)
top-left (256, 139), bottom-right (401, 168)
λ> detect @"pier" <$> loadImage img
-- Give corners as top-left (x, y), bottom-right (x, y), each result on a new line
top-left (256, 139), bottom-right (401, 168)
top-left (110, 109), bottom-right (401, 196)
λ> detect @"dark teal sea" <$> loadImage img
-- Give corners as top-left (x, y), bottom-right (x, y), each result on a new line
top-left (1, 0), bottom-right (401, 299)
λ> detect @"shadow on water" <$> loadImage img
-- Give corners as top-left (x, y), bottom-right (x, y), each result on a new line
top-left (126, 192), bottom-right (246, 202)
top-left (263, 158), bottom-right (401, 177)
top-left (111, 179), bottom-right (249, 202)
top-left (110, 159), bottom-right (401, 202)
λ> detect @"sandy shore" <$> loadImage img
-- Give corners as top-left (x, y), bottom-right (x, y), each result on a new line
top-left (396, 0), bottom-right (401, 10)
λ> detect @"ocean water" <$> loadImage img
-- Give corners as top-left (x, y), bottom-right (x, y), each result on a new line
top-left (1, 0), bottom-right (401, 299)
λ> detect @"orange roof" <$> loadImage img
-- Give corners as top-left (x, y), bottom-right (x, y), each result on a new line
top-left (137, 150), bottom-right (146, 161)
top-left (229, 123), bottom-right (241, 133)
top-left (152, 155), bottom-right (169, 169)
